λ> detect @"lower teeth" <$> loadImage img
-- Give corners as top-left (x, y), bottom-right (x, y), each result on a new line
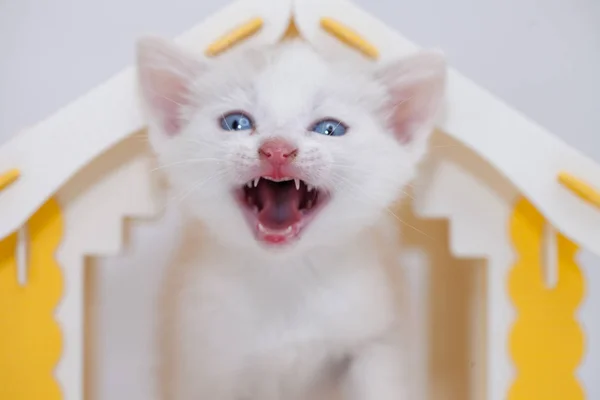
top-left (258, 224), bottom-right (293, 235)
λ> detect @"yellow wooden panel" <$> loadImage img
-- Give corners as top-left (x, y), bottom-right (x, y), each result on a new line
top-left (508, 197), bottom-right (585, 399)
top-left (205, 17), bottom-right (264, 57)
top-left (558, 172), bottom-right (600, 209)
top-left (0, 168), bottom-right (20, 192)
top-left (282, 19), bottom-right (300, 40)
top-left (320, 17), bottom-right (379, 60)
top-left (0, 198), bottom-right (64, 400)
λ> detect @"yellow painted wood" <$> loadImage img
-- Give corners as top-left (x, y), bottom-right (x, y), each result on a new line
top-left (282, 19), bottom-right (300, 40)
top-left (205, 17), bottom-right (263, 57)
top-left (320, 17), bottom-right (379, 60)
top-left (0, 168), bottom-right (20, 192)
top-left (508, 197), bottom-right (585, 400)
top-left (558, 172), bottom-right (600, 209)
top-left (0, 198), bottom-right (64, 400)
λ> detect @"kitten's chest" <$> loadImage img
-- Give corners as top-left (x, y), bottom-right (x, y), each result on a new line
top-left (180, 254), bottom-right (395, 366)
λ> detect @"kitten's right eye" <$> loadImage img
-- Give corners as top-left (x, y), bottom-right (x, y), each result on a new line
top-left (220, 112), bottom-right (254, 131)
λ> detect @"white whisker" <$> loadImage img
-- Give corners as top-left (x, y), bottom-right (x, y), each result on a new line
top-left (184, 137), bottom-right (227, 150)
top-left (331, 169), bottom-right (415, 201)
top-left (170, 169), bottom-right (228, 207)
top-left (221, 113), bottom-right (232, 130)
top-left (151, 158), bottom-right (224, 172)
top-left (331, 174), bottom-right (435, 242)
top-left (430, 144), bottom-right (462, 149)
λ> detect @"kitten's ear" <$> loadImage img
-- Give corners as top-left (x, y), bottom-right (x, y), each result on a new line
top-left (136, 36), bottom-right (203, 136)
top-left (377, 51), bottom-right (446, 147)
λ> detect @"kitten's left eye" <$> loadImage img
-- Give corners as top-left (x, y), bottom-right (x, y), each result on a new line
top-left (311, 119), bottom-right (347, 136)
top-left (220, 112), bottom-right (254, 131)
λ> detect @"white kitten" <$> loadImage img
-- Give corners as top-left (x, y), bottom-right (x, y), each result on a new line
top-left (137, 37), bottom-right (445, 400)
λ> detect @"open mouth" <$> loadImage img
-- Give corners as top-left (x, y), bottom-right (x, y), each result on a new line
top-left (235, 177), bottom-right (330, 245)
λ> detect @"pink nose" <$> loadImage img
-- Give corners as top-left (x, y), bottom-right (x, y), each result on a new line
top-left (258, 139), bottom-right (298, 165)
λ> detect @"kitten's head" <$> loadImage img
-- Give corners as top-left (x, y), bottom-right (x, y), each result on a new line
top-left (137, 37), bottom-right (446, 253)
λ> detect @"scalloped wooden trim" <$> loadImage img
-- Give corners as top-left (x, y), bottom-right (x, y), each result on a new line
top-left (508, 197), bottom-right (585, 399)
top-left (0, 198), bottom-right (63, 399)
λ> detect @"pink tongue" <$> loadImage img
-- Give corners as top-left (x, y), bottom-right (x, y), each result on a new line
top-left (257, 182), bottom-right (302, 230)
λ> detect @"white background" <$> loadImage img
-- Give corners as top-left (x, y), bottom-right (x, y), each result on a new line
top-left (1, 0), bottom-right (598, 398)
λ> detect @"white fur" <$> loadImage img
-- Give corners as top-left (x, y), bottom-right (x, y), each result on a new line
top-left (137, 38), bottom-right (446, 400)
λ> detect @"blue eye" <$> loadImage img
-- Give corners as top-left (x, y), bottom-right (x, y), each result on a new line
top-left (311, 119), bottom-right (347, 136)
top-left (220, 112), bottom-right (253, 131)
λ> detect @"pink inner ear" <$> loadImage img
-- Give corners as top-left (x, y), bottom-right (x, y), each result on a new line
top-left (142, 71), bottom-right (191, 136)
top-left (387, 81), bottom-right (440, 145)
top-left (379, 52), bottom-right (446, 146)
top-left (390, 91), bottom-right (422, 144)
